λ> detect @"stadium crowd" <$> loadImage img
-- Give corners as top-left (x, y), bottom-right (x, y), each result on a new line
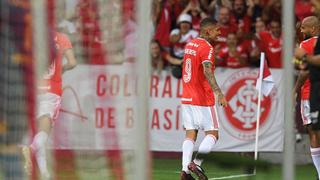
top-left (151, 0), bottom-right (320, 74)
top-left (55, 0), bottom-right (320, 132)
top-left (56, 0), bottom-right (320, 72)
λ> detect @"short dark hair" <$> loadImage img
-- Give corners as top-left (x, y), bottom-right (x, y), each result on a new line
top-left (200, 17), bottom-right (217, 30)
top-left (151, 39), bottom-right (164, 52)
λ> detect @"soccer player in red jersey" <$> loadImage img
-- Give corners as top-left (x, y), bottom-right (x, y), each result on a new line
top-left (22, 31), bottom-right (77, 179)
top-left (294, 16), bottom-right (320, 179)
top-left (180, 17), bottom-right (227, 180)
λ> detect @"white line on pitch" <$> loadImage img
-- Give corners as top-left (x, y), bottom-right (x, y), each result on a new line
top-left (152, 170), bottom-right (240, 176)
top-left (209, 173), bottom-right (255, 180)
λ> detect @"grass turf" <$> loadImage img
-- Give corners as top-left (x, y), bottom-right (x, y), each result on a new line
top-left (1, 151), bottom-right (317, 180)
top-left (153, 158), bottom-right (317, 180)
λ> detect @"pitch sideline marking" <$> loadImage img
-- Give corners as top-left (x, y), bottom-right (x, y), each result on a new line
top-left (152, 170), bottom-right (256, 179)
top-left (209, 173), bottom-right (255, 179)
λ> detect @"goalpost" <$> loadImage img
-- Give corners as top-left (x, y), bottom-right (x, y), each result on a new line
top-left (134, 0), bottom-right (152, 179)
top-left (282, 0), bottom-right (295, 179)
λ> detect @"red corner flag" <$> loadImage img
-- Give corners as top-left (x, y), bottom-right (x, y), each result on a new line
top-left (255, 53), bottom-right (275, 96)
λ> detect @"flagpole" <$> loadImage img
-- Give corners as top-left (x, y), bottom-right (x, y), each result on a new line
top-left (254, 52), bottom-right (265, 163)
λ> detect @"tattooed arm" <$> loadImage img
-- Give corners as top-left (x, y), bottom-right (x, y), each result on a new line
top-left (203, 62), bottom-right (227, 106)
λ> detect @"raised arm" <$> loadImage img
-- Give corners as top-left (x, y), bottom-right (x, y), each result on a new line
top-left (165, 53), bottom-right (183, 65)
top-left (202, 62), bottom-right (227, 106)
top-left (152, 0), bottom-right (162, 26)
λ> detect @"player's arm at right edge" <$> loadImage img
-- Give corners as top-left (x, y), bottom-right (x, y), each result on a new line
top-left (295, 46), bottom-right (320, 66)
top-left (203, 62), bottom-right (227, 107)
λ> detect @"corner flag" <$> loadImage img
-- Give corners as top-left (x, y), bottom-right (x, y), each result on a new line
top-left (254, 52), bottom-right (275, 163)
top-left (255, 53), bottom-right (275, 96)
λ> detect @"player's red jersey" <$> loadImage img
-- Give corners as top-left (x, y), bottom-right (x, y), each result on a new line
top-left (300, 36), bottom-right (317, 100)
top-left (39, 32), bottom-right (72, 96)
top-left (182, 38), bottom-right (215, 106)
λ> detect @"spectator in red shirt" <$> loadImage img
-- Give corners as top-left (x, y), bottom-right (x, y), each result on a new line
top-left (295, 0), bottom-right (313, 21)
top-left (152, 0), bottom-right (174, 51)
top-left (248, 19), bottom-right (266, 67)
top-left (216, 32), bottom-right (249, 68)
top-left (230, 0), bottom-right (252, 40)
top-left (216, 7), bottom-right (238, 47)
top-left (77, 0), bottom-right (114, 65)
top-left (259, 19), bottom-right (282, 68)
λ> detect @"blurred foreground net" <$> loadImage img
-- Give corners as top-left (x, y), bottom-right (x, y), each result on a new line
top-left (0, 0), bottom-right (150, 179)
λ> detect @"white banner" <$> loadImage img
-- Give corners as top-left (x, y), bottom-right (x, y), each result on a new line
top-left (52, 65), bottom-right (284, 152)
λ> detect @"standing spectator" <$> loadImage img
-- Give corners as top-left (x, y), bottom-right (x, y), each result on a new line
top-left (312, 0), bottom-right (320, 18)
top-left (171, 0), bottom-right (190, 27)
top-left (151, 40), bottom-right (182, 75)
top-left (247, 19), bottom-right (266, 66)
top-left (230, 0), bottom-right (252, 40)
top-left (216, 33), bottom-right (248, 68)
top-left (199, 0), bottom-right (232, 20)
top-left (170, 14), bottom-right (199, 59)
top-left (76, 0), bottom-right (103, 64)
top-left (152, 0), bottom-right (174, 51)
top-left (123, 17), bottom-right (138, 63)
top-left (261, 0), bottom-right (281, 24)
top-left (180, 0), bottom-right (207, 32)
top-left (151, 40), bottom-right (165, 75)
top-left (246, 0), bottom-right (263, 22)
top-left (258, 19), bottom-right (282, 68)
top-left (216, 7), bottom-right (237, 47)
top-left (254, 18), bottom-right (266, 35)
top-left (295, 0), bottom-right (313, 21)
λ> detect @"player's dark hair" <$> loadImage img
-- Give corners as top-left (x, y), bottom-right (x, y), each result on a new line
top-left (200, 17), bottom-right (217, 31)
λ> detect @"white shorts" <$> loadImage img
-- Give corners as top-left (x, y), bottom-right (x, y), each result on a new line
top-left (301, 100), bottom-right (311, 126)
top-left (182, 104), bottom-right (219, 131)
top-left (37, 92), bottom-right (61, 120)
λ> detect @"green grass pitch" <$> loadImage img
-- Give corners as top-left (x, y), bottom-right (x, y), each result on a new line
top-left (153, 158), bottom-right (317, 180)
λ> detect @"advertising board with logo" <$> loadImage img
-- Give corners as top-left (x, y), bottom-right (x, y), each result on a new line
top-left (52, 65), bottom-right (284, 152)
